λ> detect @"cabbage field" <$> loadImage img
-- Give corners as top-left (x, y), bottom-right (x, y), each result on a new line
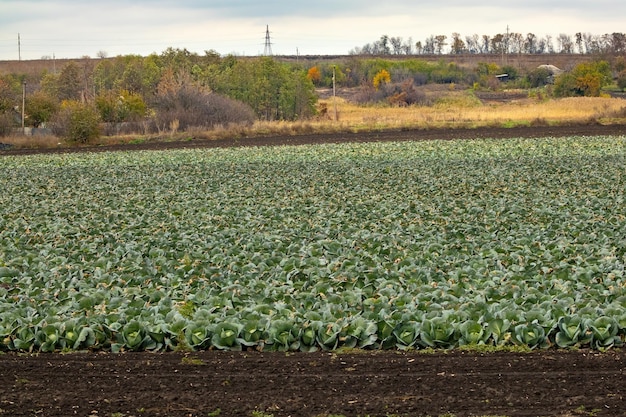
top-left (1, 135), bottom-right (626, 352)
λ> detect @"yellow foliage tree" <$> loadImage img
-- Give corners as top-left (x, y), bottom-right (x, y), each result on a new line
top-left (306, 66), bottom-right (322, 84)
top-left (373, 69), bottom-right (391, 90)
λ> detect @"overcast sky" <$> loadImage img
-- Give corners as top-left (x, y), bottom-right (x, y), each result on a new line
top-left (1, 0), bottom-right (625, 60)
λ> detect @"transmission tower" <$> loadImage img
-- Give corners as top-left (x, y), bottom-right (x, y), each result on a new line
top-left (263, 25), bottom-right (273, 56)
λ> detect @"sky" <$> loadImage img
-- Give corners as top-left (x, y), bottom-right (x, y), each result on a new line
top-left (1, 0), bottom-right (625, 60)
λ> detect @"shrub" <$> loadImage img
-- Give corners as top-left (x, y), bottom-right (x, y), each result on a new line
top-left (51, 101), bottom-right (100, 143)
top-left (152, 84), bottom-right (255, 133)
top-left (353, 79), bottom-right (430, 106)
top-left (526, 67), bottom-right (552, 88)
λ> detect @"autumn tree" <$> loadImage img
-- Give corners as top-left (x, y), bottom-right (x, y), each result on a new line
top-left (306, 66), bottom-right (322, 85)
top-left (434, 35), bottom-right (448, 54)
top-left (554, 61), bottom-right (611, 97)
top-left (450, 33), bottom-right (465, 54)
top-left (373, 69), bottom-right (391, 89)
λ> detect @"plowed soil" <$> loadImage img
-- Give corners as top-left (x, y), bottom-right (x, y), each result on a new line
top-left (1, 124), bottom-right (625, 417)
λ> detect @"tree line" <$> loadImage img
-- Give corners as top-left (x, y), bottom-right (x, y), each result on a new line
top-left (352, 32), bottom-right (626, 55)
top-left (0, 48), bottom-right (317, 142)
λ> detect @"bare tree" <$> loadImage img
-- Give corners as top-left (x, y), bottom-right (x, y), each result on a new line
top-left (575, 33), bottom-right (584, 54)
top-left (402, 37), bottom-right (414, 55)
top-left (545, 35), bottom-right (555, 53)
top-left (423, 36), bottom-right (436, 54)
top-left (482, 35), bottom-right (491, 53)
top-left (390, 36), bottom-right (403, 54)
top-left (490, 33), bottom-right (505, 54)
top-left (465, 34), bottom-right (479, 54)
top-left (525, 33), bottom-right (537, 53)
top-left (415, 41), bottom-right (423, 55)
top-left (611, 32), bottom-right (626, 53)
top-left (557, 33), bottom-right (574, 53)
top-left (509, 33), bottom-right (524, 53)
top-left (434, 35), bottom-right (448, 54)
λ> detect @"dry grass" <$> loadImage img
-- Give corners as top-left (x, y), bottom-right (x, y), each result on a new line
top-left (321, 95), bottom-right (626, 130)
top-left (0, 133), bottom-right (63, 148)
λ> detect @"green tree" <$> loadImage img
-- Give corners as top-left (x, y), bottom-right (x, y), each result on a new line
top-left (57, 62), bottom-right (82, 101)
top-left (25, 91), bottom-right (58, 127)
top-left (0, 76), bottom-right (19, 113)
top-left (212, 57), bottom-right (316, 121)
top-left (95, 90), bottom-right (147, 123)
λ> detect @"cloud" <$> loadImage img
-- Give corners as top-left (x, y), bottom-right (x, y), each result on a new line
top-left (1, 0), bottom-right (626, 59)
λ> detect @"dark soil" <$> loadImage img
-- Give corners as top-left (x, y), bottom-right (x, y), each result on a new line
top-left (1, 349), bottom-right (624, 417)
top-left (1, 124), bottom-right (626, 417)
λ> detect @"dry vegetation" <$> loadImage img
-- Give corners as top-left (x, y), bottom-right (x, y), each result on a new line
top-left (325, 93), bottom-right (626, 129)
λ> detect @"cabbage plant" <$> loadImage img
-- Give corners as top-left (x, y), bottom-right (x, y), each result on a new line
top-left (588, 316), bottom-right (622, 349)
top-left (554, 316), bottom-right (591, 348)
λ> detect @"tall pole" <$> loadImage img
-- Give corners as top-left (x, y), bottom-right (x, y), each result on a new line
top-left (18, 33), bottom-right (21, 61)
top-left (21, 81), bottom-right (26, 135)
top-left (263, 25), bottom-right (273, 56)
top-left (332, 65), bottom-right (337, 121)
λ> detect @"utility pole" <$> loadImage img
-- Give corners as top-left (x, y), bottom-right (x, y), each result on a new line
top-left (18, 33), bottom-right (21, 61)
top-left (263, 25), bottom-right (273, 56)
top-left (21, 81), bottom-right (26, 135)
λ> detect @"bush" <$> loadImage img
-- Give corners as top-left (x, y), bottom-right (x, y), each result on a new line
top-left (152, 84), bottom-right (255, 133)
top-left (51, 101), bottom-right (100, 143)
top-left (353, 79), bottom-right (430, 106)
top-left (526, 67), bottom-right (552, 88)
